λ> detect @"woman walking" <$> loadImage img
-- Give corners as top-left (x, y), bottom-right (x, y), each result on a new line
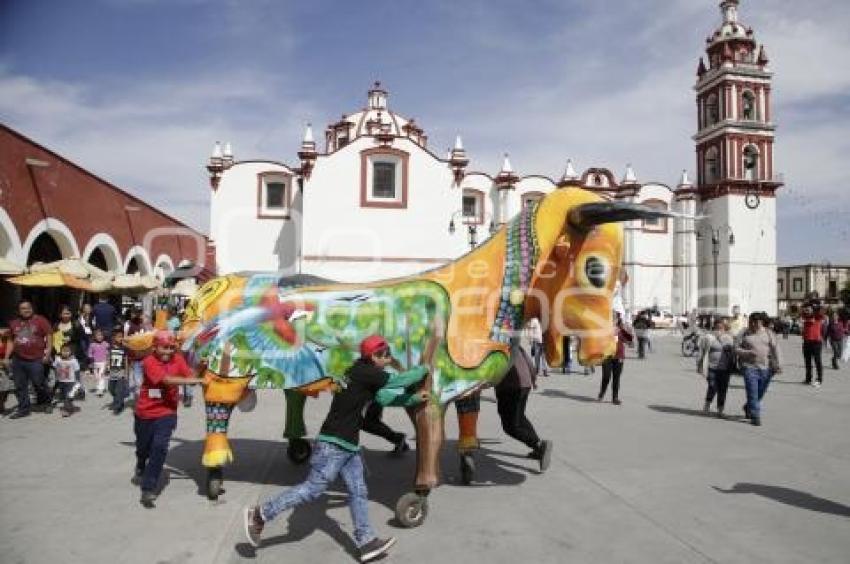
top-left (598, 313), bottom-right (633, 405)
top-left (697, 317), bottom-right (734, 417)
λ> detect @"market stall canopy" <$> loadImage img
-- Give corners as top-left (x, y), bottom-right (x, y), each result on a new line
top-left (171, 278), bottom-right (199, 297)
top-left (0, 256), bottom-right (25, 276)
top-left (8, 270), bottom-right (102, 291)
top-left (111, 273), bottom-right (162, 294)
top-left (29, 258), bottom-right (112, 280)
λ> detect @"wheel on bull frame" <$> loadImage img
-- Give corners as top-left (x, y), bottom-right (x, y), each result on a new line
top-left (460, 453), bottom-right (475, 486)
top-left (681, 335), bottom-right (699, 358)
top-left (287, 438), bottom-right (312, 464)
top-left (206, 467), bottom-right (225, 500)
top-left (395, 492), bottom-right (429, 528)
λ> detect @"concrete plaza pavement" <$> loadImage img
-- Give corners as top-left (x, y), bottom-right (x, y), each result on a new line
top-left (1, 334), bottom-right (849, 564)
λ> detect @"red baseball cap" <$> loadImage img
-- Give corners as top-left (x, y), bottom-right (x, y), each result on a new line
top-left (360, 335), bottom-right (389, 357)
top-left (153, 330), bottom-right (177, 347)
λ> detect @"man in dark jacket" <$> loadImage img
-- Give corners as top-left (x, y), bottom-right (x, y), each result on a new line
top-left (92, 295), bottom-right (116, 337)
top-left (243, 334), bottom-right (431, 562)
top-left (495, 338), bottom-right (552, 472)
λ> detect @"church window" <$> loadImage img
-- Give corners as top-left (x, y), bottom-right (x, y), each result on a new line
top-left (522, 192), bottom-right (544, 210)
top-left (706, 94), bottom-right (719, 126)
top-left (742, 91), bottom-right (756, 120)
top-left (792, 278), bottom-right (802, 293)
top-left (462, 189), bottom-right (484, 224)
top-left (373, 162), bottom-right (396, 198)
top-left (257, 172), bottom-right (292, 219)
top-left (704, 147), bottom-right (720, 183)
top-left (640, 199), bottom-right (668, 233)
top-left (360, 148), bottom-right (409, 208)
top-left (743, 145), bottom-right (759, 181)
top-left (777, 279), bottom-right (784, 294)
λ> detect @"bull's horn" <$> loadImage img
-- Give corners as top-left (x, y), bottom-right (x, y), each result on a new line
top-left (568, 202), bottom-right (693, 231)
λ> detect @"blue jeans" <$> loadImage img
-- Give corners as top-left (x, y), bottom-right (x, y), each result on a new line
top-left (260, 441), bottom-right (376, 548)
top-left (11, 358), bottom-right (50, 412)
top-left (743, 367), bottom-right (772, 418)
top-left (134, 414), bottom-right (177, 493)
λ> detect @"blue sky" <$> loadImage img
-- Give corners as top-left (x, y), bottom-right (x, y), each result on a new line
top-left (2, 0), bottom-right (849, 264)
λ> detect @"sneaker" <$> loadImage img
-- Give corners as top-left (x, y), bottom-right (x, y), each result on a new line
top-left (360, 537), bottom-right (396, 563)
top-left (140, 491), bottom-right (157, 508)
top-left (60, 408), bottom-right (70, 417)
top-left (243, 506), bottom-right (264, 548)
top-left (751, 417), bottom-right (762, 427)
top-left (131, 469), bottom-right (143, 486)
top-left (537, 439), bottom-right (553, 472)
top-left (814, 381), bottom-right (822, 388)
top-left (391, 435), bottom-right (410, 456)
top-left (612, 399), bottom-right (622, 406)
top-left (9, 410), bottom-right (30, 420)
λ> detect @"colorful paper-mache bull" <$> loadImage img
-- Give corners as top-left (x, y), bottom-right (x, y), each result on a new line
top-left (180, 187), bottom-right (673, 526)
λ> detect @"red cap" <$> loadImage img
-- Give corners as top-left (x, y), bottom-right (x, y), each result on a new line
top-left (360, 335), bottom-right (389, 357)
top-left (153, 330), bottom-right (177, 347)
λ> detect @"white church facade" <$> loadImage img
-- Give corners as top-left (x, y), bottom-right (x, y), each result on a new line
top-left (207, 0), bottom-right (780, 316)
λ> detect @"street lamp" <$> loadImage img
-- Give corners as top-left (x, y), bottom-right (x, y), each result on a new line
top-left (448, 210), bottom-right (496, 251)
top-left (696, 222), bottom-right (734, 313)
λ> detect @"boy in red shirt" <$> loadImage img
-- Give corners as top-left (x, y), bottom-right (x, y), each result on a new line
top-left (133, 331), bottom-right (204, 507)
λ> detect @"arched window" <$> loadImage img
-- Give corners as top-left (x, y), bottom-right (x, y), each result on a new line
top-left (741, 91), bottom-right (756, 120)
top-left (704, 147), bottom-right (720, 183)
top-left (706, 93), bottom-right (719, 126)
top-left (743, 145), bottom-right (759, 181)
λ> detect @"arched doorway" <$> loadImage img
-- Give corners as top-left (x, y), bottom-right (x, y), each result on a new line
top-left (88, 247), bottom-right (108, 271)
top-left (23, 232), bottom-right (71, 321)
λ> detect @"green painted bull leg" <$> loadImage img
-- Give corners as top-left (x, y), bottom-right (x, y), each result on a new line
top-left (283, 389), bottom-right (311, 464)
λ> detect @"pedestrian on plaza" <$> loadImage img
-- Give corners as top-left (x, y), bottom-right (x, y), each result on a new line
top-left (598, 313), bottom-right (634, 405)
top-left (632, 311), bottom-right (650, 359)
top-left (735, 312), bottom-right (782, 426)
top-left (87, 328), bottom-right (110, 397)
top-left (495, 337), bottom-right (552, 471)
top-left (729, 305), bottom-right (747, 336)
top-left (53, 343), bottom-right (80, 417)
top-left (78, 303), bottom-right (94, 372)
top-left (562, 334), bottom-right (573, 373)
top-left (108, 331), bottom-right (130, 415)
top-left (243, 334), bottom-right (432, 562)
top-left (132, 330), bottom-right (205, 507)
top-left (6, 301), bottom-right (53, 419)
top-left (53, 305), bottom-right (87, 400)
top-left (697, 317), bottom-right (734, 417)
top-left (800, 303), bottom-right (827, 387)
top-left (125, 307), bottom-right (147, 402)
top-left (92, 295), bottom-right (116, 338)
top-left (525, 317), bottom-right (547, 377)
top-left (825, 311), bottom-right (847, 370)
top-left (0, 326), bottom-right (15, 414)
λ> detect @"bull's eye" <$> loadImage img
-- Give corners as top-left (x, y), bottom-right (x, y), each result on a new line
top-left (585, 257), bottom-right (607, 288)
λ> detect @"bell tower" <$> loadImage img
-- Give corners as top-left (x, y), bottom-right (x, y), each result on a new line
top-left (694, 0), bottom-right (782, 315)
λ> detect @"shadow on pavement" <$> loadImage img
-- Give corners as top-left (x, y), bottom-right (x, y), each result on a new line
top-left (539, 389), bottom-right (599, 403)
top-left (155, 436), bottom-right (532, 506)
top-left (647, 404), bottom-right (745, 420)
top-left (713, 483), bottom-right (850, 518)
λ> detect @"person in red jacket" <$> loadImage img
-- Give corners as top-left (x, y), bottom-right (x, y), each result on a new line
top-left (132, 330), bottom-right (205, 507)
top-left (800, 304), bottom-right (827, 387)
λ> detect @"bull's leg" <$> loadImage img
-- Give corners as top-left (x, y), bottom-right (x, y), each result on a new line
top-left (283, 389), bottom-right (311, 464)
top-left (396, 399), bottom-right (445, 528)
top-left (455, 392), bottom-right (481, 485)
top-left (201, 374), bottom-right (251, 499)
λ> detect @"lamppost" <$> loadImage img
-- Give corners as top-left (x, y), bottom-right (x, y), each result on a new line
top-left (448, 210), bottom-right (496, 251)
top-left (697, 223), bottom-right (734, 314)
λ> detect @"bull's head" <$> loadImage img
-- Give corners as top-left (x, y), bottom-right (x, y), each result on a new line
top-left (528, 190), bottom-right (675, 367)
